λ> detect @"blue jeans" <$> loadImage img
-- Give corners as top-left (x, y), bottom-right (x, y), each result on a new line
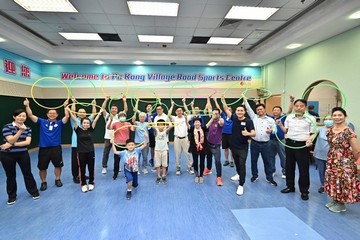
top-left (269, 139), bottom-right (286, 175)
top-left (208, 143), bottom-right (222, 177)
top-left (315, 157), bottom-right (326, 186)
top-left (250, 141), bottom-right (273, 181)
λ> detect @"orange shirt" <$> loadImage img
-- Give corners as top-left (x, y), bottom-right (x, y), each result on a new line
top-left (112, 122), bottom-right (131, 144)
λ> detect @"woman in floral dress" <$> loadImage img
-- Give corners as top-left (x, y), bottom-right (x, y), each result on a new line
top-left (324, 107), bottom-right (360, 213)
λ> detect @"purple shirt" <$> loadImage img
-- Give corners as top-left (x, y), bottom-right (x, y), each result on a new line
top-left (207, 119), bottom-right (223, 145)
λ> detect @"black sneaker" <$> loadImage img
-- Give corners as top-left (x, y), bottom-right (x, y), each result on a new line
top-left (266, 179), bottom-right (278, 186)
top-left (223, 161), bottom-right (230, 166)
top-left (162, 177), bottom-right (167, 184)
top-left (40, 182), bottom-right (47, 191)
top-left (73, 177), bottom-right (80, 184)
top-left (55, 179), bottom-right (63, 187)
top-left (156, 177), bottom-right (161, 184)
top-left (126, 191), bottom-right (132, 200)
top-left (113, 174), bottom-right (118, 180)
top-left (318, 187), bottom-right (324, 193)
top-left (250, 176), bottom-right (258, 183)
top-left (32, 193), bottom-right (40, 200)
top-left (149, 159), bottom-right (154, 167)
top-left (7, 198), bottom-right (16, 205)
top-left (230, 162), bottom-right (235, 167)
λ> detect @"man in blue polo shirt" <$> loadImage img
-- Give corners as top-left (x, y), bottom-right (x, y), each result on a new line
top-left (24, 98), bottom-right (69, 191)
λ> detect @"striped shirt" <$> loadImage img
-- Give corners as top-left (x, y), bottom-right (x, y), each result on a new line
top-left (2, 122), bottom-right (31, 152)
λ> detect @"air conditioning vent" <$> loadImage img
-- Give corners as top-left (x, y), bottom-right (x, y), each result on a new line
top-left (19, 12), bottom-right (39, 21)
top-left (219, 19), bottom-right (242, 29)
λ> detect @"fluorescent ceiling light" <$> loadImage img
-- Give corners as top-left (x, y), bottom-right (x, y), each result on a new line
top-left (225, 6), bottom-right (278, 20)
top-left (0, 37), bottom-right (6, 42)
top-left (43, 60), bottom-right (53, 63)
top-left (133, 61), bottom-right (144, 65)
top-left (207, 37), bottom-right (243, 45)
top-left (349, 10), bottom-right (360, 19)
top-left (249, 63), bottom-right (260, 66)
top-left (59, 32), bottom-right (102, 40)
top-left (286, 43), bottom-right (302, 49)
top-left (208, 62), bottom-right (217, 66)
top-left (14, 0), bottom-right (78, 12)
top-left (94, 60), bottom-right (104, 65)
top-left (127, 1), bottom-right (179, 17)
top-left (138, 35), bottom-right (174, 43)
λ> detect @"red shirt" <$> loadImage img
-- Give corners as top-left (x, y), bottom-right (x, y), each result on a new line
top-left (112, 122), bottom-right (131, 144)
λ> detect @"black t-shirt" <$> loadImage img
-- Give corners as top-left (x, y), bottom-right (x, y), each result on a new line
top-left (230, 115), bottom-right (254, 149)
top-left (75, 127), bottom-right (95, 153)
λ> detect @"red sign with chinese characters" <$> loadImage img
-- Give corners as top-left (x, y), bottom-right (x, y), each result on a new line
top-left (4, 59), bottom-right (16, 75)
top-left (21, 65), bottom-right (30, 78)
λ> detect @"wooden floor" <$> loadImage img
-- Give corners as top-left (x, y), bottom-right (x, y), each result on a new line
top-left (0, 145), bottom-right (359, 240)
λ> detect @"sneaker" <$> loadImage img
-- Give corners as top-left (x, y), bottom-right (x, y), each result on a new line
top-left (119, 167), bottom-right (122, 172)
top-left (101, 168), bottom-right (107, 174)
top-left (195, 177), bottom-right (199, 183)
top-left (272, 173), bottom-right (276, 178)
top-left (250, 176), bottom-right (258, 183)
top-left (142, 168), bottom-right (149, 174)
top-left (318, 187), bottom-right (324, 193)
top-left (73, 177), bottom-right (80, 184)
top-left (203, 168), bottom-right (212, 175)
top-left (187, 168), bottom-right (194, 175)
top-left (40, 182), bottom-right (47, 191)
top-left (199, 177), bottom-right (204, 183)
top-left (329, 202), bottom-right (346, 213)
top-left (7, 198), bottom-right (16, 205)
top-left (32, 193), bottom-right (40, 200)
top-left (149, 159), bottom-right (154, 167)
top-left (223, 160), bottom-right (230, 166)
top-left (156, 177), bottom-right (161, 184)
top-left (266, 179), bottom-right (278, 186)
top-left (162, 177), bottom-right (167, 184)
top-left (55, 179), bottom-right (63, 187)
top-left (236, 185), bottom-right (244, 196)
top-left (88, 184), bottom-right (95, 191)
top-left (176, 169), bottom-right (181, 175)
top-left (113, 174), bottom-right (118, 180)
top-left (126, 190), bottom-right (132, 200)
top-left (281, 174), bottom-right (286, 179)
top-left (138, 171), bottom-right (140, 175)
top-left (151, 167), bottom-right (157, 172)
top-left (230, 162), bottom-right (235, 167)
top-left (231, 174), bottom-right (239, 181)
top-left (81, 185), bottom-right (88, 193)
top-left (216, 177), bottom-right (223, 186)
top-left (325, 200), bottom-right (337, 208)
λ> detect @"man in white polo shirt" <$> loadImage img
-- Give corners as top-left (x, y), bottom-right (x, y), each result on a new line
top-left (169, 99), bottom-right (194, 175)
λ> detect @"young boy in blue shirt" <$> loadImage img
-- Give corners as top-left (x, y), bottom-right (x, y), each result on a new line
top-left (113, 137), bottom-right (147, 200)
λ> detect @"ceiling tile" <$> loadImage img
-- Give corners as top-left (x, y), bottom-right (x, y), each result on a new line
top-left (98, 0), bottom-right (130, 14)
top-left (131, 16), bottom-right (155, 27)
top-left (258, 0), bottom-right (290, 8)
top-left (155, 27), bottom-right (176, 35)
top-left (269, 8), bottom-right (302, 21)
top-left (134, 26), bottom-right (156, 35)
top-left (155, 17), bottom-right (177, 27)
top-left (71, 0), bottom-right (105, 13)
top-left (68, 24), bottom-right (95, 33)
top-left (114, 25), bottom-right (136, 35)
top-left (0, 0), bottom-right (26, 10)
top-left (212, 29), bottom-right (235, 37)
top-left (82, 13), bottom-right (111, 25)
top-left (175, 28), bottom-right (195, 36)
top-left (28, 12), bottom-right (67, 23)
top-left (241, 38), bottom-right (260, 44)
top-left (177, 17), bottom-right (200, 28)
top-left (173, 36), bottom-right (192, 43)
top-left (236, 20), bottom-right (264, 30)
top-left (197, 18), bottom-right (223, 28)
top-left (247, 30), bottom-right (271, 39)
top-left (257, 20), bottom-right (287, 30)
top-left (92, 24), bottom-right (116, 33)
top-left (178, 3), bottom-right (206, 17)
top-left (230, 29), bottom-right (253, 38)
top-left (107, 14), bottom-right (133, 25)
top-left (201, 4), bottom-right (231, 18)
top-left (58, 13), bottom-right (88, 24)
top-left (194, 28), bottom-right (215, 36)
top-left (47, 23), bottom-right (73, 32)
top-left (283, 0), bottom-right (315, 8)
top-left (22, 22), bottom-right (53, 32)
top-left (120, 35), bottom-right (138, 42)
top-left (38, 32), bottom-right (65, 40)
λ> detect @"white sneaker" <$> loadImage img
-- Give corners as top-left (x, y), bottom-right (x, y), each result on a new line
top-left (119, 167), bottom-right (122, 172)
top-left (81, 185), bottom-right (88, 193)
top-left (273, 173), bottom-right (276, 177)
top-left (236, 185), bottom-right (244, 195)
top-left (138, 171), bottom-right (140, 175)
top-left (102, 168), bottom-right (107, 174)
top-left (142, 168), bottom-right (149, 174)
top-left (88, 184), bottom-right (94, 191)
top-left (281, 174), bottom-right (286, 179)
top-left (231, 174), bottom-right (240, 181)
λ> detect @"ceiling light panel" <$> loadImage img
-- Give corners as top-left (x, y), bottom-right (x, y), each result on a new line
top-left (225, 6), bottom-right (279, 20)
top-left (286, 43), bottom-right (302, 49)
top-left (138, 35), bottom-right (174, 43)
top-left (207, 37), bottom-right (243, 45)
top-left (59, 32), bottom-right (102, 40)
top-left (14, 0), bottom-right (78, 12)
top-left (127, 1), bottom-right (179, 17)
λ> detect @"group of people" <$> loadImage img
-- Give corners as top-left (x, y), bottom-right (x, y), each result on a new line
top-left (1, 95), bottom-right (359, 210)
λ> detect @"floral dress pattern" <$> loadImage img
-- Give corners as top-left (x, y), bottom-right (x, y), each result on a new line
top-left (324, 127), bottom-right (360, 203)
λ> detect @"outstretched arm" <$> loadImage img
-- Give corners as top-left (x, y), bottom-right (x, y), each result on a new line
top-left (122, 95), bottom-right (128, 113)
top-left (101, 96), bottom-right (110, 117)
top-left (286, 95), bottom-right (295, 114)
top-left (182, 98), bottom-right (190, 113)
top-left (242, 94), bottom-right (256, 120)
top-left (62, 99), bottom-right (70, 124)
top-left (23, 98), bottom-right (38, 123)
top-left (212, 96), bottom-right (222, 113)
top-left (91, 99), bottom-right (97, 119)
top-left (91, 108), bottom-right (104, 129)
top-left (221, 95), bottom-right (232, 118)
top-left (66, 106), bottom-right (78, 129)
